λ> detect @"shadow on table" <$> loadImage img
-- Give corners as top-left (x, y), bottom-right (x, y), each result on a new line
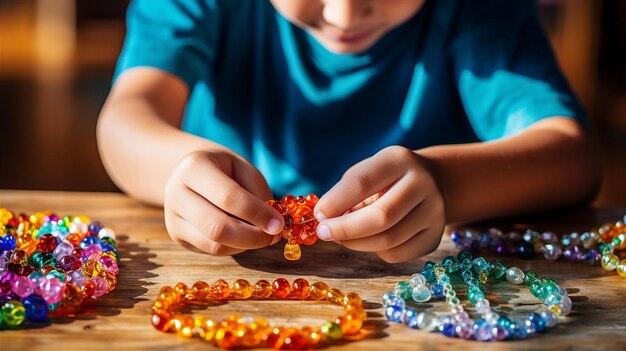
top-left (3, 233), bottom-right (161, 330)
top-left (233, 241), bottom-right (425, 279)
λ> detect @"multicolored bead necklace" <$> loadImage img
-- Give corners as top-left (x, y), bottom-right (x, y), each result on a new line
top-left (383, 252), bottom-right (570, 341)
top-left (267, 195), bottom-right (320, 261)
top-left (151, 278), bottom-right (365, 349)
top-left (0, 208), bottom-right (120, 328)
top-left (450, 214), bottom-right (626, 277)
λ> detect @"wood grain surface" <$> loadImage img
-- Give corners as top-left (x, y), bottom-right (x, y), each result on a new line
top-left (0, 190), bottom-right (624, 351)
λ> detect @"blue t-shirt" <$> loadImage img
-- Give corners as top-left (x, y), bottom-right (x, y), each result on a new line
top-left (115, 0), bottom-right (585, 196)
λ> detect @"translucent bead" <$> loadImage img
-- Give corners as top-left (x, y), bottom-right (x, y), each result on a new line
top-left (382, 290), bottom-right (398, 307)
top-left (506, 267), bottom-right (525, 284)
top-left (402, 308), bottom-right (419, 328)
top-left (411, 286), bottom-right (432, 303)
top-left (98, 227), bottom-right (116, 240)
top-left (617, 260), bottom-right (626, 278)
top-left (416, 312), bottom-right (437, 331)
top-left (336, 311), bottom-right (363, 335)
top-left (272, 278), bottom-right (291, 298)
top-left (321, 321), bottom-right (342, 339)
top-left (394, 281), bottom-right (412, 300)
top-left (475, 297), bottom-right (490, 314)
top-left (542, 243), bottom-right (562, 261)
top-left (558, 295), bottom-right (572, 316)
top-left (12, 275), bottom-right (34, 298)
top-left (231, 279), bottom-right (253, 299)
top-left (283, 243), bottom-right (301, 261)
top-left (540, 311), bottom-right (558, 328)
top-left (409, 273), bottom-right (427, 287)
top-left (91, 277), bottom-right (110, 297)
top-left (601, 254), bottom-right (619, 271)
top-left (252, 280), bottom-right (272, 298)
top-left (38, 277), bottom-right (64, 304)
top-left (23, 294), bottom-right (48, 322)
top-left (326, 288), bottom-right (344, 305)
top-left (308, 282), bottom-right (329, 300)
top-left (291, 278), bottom-right (310, 299)
top-left (473, 319), bottom-right (493, 341)
top-left (484, 311), bottom-right (500, 325)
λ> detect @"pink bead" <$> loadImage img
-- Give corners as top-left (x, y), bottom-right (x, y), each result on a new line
top-left (53, 240), bottom-right (74, 259)
top-left (455, 322), bottom-right (474, 339)
top-left (91, 277), bottom-right (109, 297)
top-left (38, 277), bottom-right (64, 304)
top-left (84, 244), bottom-right (103, 257)
top-left (12, 276), bottom-right (34, 298)
top-left (68, 270), bottom-right (89, 288)
top-left (100, 256), bottom-right (119, 275)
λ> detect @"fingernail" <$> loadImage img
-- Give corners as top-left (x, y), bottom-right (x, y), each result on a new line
top-left (270, 235), bottom-right (282, 245)
top-left (314, 211), bottom-right (327, 223)
top-left (317, 224), bottom-right (332, 241)
top-left (267, 218), bottom-right (283, 235)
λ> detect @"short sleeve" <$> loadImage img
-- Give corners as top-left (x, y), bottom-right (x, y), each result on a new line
top-left (451, 0), bottom-right (586, 141)
top-left (114, 0), bottom-right (221, 89)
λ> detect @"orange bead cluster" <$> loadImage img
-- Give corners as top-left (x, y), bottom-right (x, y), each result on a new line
top-left (266, 195), bottom-right (320, 260)
top-left (151, 278), bottom-right (366, 350)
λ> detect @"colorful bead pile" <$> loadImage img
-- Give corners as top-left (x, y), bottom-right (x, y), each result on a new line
top-left (266, 195), bottom-right (320, 260)
top-left (383, 252), bottom-right (570, 341)
top-left (450, 215), bottom-right (626, 277)
top-left (0, 208), bottom-right (120, 328)
top-left (151, 278), bottom-right (365, 350)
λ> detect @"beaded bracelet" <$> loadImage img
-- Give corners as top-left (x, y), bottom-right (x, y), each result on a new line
top-left (0, 208), bottom-right (120, 328)
top-left (267, 195), bottom-right (320, 260)
top-left (151, 278), bottom-right (365, 350)
top-left (383, 252), bottom-right (570, 341)
top-left (450, 214), bottom-right (626, 277)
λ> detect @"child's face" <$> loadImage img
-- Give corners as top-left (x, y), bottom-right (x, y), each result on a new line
top-left (271, 0), bottom-right (426, 54)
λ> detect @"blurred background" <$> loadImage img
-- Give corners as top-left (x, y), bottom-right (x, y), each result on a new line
top-left (0, 0), bottom-right (625, 206)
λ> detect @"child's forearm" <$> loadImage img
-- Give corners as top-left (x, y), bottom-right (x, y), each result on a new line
top-left (417, 117), bottom-right (601, 224)
top-left (97, 69), bottom-right (234, 206)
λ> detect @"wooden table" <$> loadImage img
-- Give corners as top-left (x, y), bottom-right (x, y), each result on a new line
top-left (1, 190), bottom-right (625, 351)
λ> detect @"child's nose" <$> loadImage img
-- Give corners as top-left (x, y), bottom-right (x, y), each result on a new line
top-left (322, 0), bottom-right (373, 31)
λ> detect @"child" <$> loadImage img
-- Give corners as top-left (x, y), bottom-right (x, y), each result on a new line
top-left (97, 0), bottom-right (601, 263)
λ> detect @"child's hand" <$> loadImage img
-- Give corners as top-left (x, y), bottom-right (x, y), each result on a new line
top-left (163, 151), bottom-right (284, 255)
top-left (314, 146), bottom-right (446, 263)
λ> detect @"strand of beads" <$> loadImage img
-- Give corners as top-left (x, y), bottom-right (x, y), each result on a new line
top-left (383, 252), bottom-right (570, 341)
top-left (151, 278), bottom-right (365, 350)
top-left (450, 214), bottom-right (626, 274)
top-left (267, 195), bottom-right (320, 260)
top-left (0, 208), bottom-right (120, 328)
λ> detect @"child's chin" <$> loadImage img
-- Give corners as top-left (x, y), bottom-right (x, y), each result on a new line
top-left (314, 36), bottom-right (378, 55)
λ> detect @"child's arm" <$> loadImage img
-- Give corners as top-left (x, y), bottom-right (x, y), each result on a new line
top-left (314, 117), bottom-right (600, 263)
top-left (97, 68), bottom-right (284, 255)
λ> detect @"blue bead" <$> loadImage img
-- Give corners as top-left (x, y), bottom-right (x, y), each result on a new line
top-left (79, 236), bottom-right (102, 249)
top-left (431, 283), bottom-right (445, 299)
top-left (517, 241), bottom-right (535, 259)
top-left (450, 231), bottom-right (462, 244)
top-left (419, 268), bottom-right (435, 282)
top-left (385, 305), bottom-right (404, 323)
top-left (0, 235), bottom-right (16, 251)
top-left (527, 312), bottom-right (546, 332)
top-left (403, 308), bottom-right (419, 328)
top-left (24, 294), bottom-right (48, 322)
top-left (441, 322), bottom-right (456, 337)
top-left (100, 244), bottom-right (116, 253)
top-left (88, 221), bottom-right (104, 234)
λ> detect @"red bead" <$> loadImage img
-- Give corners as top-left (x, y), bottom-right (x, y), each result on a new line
top-left (272, 278), bottom-right (291, 298)
top-left (36, 234), bottom-right (58, 253)
top-left (281, 332), bottom-right (308, 350)
top-left (59, 255), bottom-right (81, 271)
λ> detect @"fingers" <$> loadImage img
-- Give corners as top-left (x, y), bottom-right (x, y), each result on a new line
top-left (165, 212), bottom-right (245, 256)
top-left (316, 170), bottom-right (423, 241)
top-left (178, 152), bottom-right (283, 234)
top-left (314, 147), bottom-right (413, 221)
top-left (165, 179), bottom-right (280, 250)
top-left (338, 202), bottom-right (429, 252)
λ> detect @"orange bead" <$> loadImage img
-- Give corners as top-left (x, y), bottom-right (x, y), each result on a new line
top-left (191, 281), bottom-right (211, 299)
top-left (151, 310), bottom-right (172, 332)
top-left (210, 279), bottom-right (231, 300)
top-left (309, 282), bottom-right (329, 300)
top-left (291, 278), bottom-right (310, 299)
top-left (272, 278), bottom-right (291, 298)
top-left (336, 311), bottom-right (363, 335)
top-left (175, 315), bottom-right (195, 337)
top-left (284, 243), bottom-right (301, 261)
top-left (326, 288), bottom-right (343, 305)
top-left (253, 280), bottom-right (272, 298)
top-left (342, 292), bottom-right (362, 308)
top-left (61, 283), bottom-right (84, 314)
top-left (232, 279), bottom-right (253, 299)
top-left (305, 194), bottom-right (318, 207)
top-left (215, 327), bottom-right (239, 350)
top-left (174, 282), bottom-right (188, 298)
top-left (264, 327), bottom-right (286, 349)
top-left (194, 316), bottom-right (217, 341)
top-left (301, 326), bottom-right (323, 346)
top-left (82, 279), bottom-right (96, 299)
top-left (282, 330), bottom-right (310, 350)
top-left (65, 233), bottom-right (83, 246)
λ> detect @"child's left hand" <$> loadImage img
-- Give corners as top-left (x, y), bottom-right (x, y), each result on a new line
top-left (314, 146), bottom-right (446, 263)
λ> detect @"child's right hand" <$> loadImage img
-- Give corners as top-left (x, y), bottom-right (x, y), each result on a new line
top-left (163, 151), bottom-right (284, 255)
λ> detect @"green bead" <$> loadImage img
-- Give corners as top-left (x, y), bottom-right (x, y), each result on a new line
top-left (523, 271), bottom-right (539, 287)
top-left (468, 291), bottom-right (485, 304)
top-left (489, 260), bottom-right (507, 279)
top-left (530, 281), bottom-right (542, 297)
top-left (468, 286), bottom-right (482, 296)
top-left (100, 236), bottom-right (117, 248)
top-left (395, 281), bottom-right (412, 300)
top-left (472, 257), bottom-right (490, 273)
top-left (1, 301), bottom-right (25, 327)
top-left (541, 282), bottom-right (559, 296)
top-left (442, 256), bottom-right (460, 273)
top-left (612, 237), bottom-right (622, 246)
top-left (541, 277), bottom-right (556, 285)
top-left (322, 321), bottom-right (342, 340)
top-left (424, 261), bottom-right (437, 269)
top-left (447, 296), bottom-right (460, 305)
top-left (457, 251), bottom-right (473, 261)
top-left (29, 252), bottom-right (57, 270)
